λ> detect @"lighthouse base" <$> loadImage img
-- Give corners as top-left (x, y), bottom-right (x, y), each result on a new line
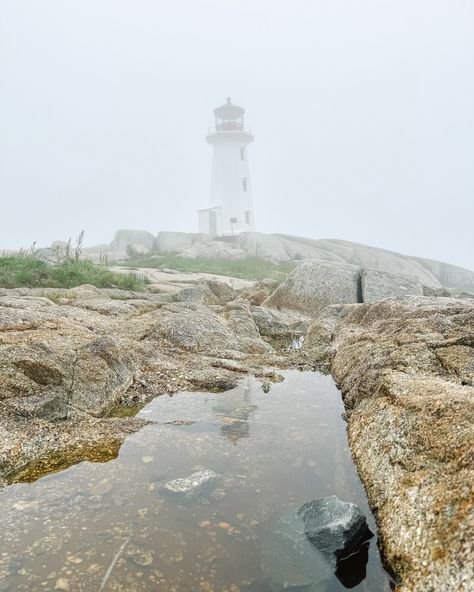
top-left (198, 206), bottom-right (255, 237)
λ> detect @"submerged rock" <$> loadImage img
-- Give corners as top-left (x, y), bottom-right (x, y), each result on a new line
top-left (260, 497), bottom-right (372, 592)
top-left (297, 495), bottom-right (373, 560)
top-left (161, 469), bottom-right (220, 500)
top-left (260, 511), bottom-right (333, 592)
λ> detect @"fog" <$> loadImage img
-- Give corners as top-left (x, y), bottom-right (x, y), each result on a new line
top-left (1, 0), bottom-right (473, 269)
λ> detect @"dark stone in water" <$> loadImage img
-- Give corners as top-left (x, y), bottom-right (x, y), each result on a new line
top-left (297, 495), bottom-right (373, 560)
top-left (261, 496), bottom-right (373, 591)
top-left (260, 511), bottom-right (333, 592)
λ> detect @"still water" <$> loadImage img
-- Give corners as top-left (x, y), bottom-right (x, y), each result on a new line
top-left (0, 371), bottom-right (393, 591)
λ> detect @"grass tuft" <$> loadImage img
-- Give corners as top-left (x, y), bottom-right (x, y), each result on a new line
top-left (0, 256), bottom-right (148, 291)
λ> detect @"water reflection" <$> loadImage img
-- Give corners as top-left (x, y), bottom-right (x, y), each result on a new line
top-left (0, 371), bottom-right (393, 591)
top-left (336, 543), bottom-right (370, 588)
top-left (212, 376), bottom-right (258, 442)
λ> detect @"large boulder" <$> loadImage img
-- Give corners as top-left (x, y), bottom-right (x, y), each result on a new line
top-left (361, 268), bottom-right (425, 302)
top-left (235, 232), bottom-right (474, 292)
top-left (250, 305), bottom-right (305, 341)
top-left (176, 284), bottom-right (219, 305)
top-left (264, 261), bottom-right (361, 316)
top-left (142, 302), bottom-right (271, 357)
top-left (111, 229), bottom-right (155, 255)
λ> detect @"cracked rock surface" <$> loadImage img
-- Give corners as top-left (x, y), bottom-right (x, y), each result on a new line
top-left (304, 296), bottom-right (474, 592)
top-left (0, 283), bottom-right (293, 485)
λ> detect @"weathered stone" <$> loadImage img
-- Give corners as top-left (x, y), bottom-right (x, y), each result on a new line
top-left (307, 296), bottom-right (474, 592)
top-left (297, 496), bottom-right (373, 560)
top-left (264, 260), bottom-right (360, 316)
top-left (423, 285), bottom-right (451, 297)
top-left (0, 287), bottom-right (283, 485)
top-left (111, 229), bottom-right (156, 255)
top-left (361, 268), bottom-right (424, 302)
top-left (161, 469), bottom-right (219, 500)
top-left (155, 231), bottom-right (207, 253)
top-left (176, 284), bottom-right (219, 305)
top-left (205, 280), bottom-right (240, 303)
top-left (235, 232), bottom-right (474, 292)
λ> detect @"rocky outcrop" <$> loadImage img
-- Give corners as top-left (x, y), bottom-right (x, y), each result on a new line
top-left (0, 284), bottom-right (293, 484)
top-left (264, 260), bottom-right (458, 318)
top-left (304, 297), bottom-right (474, 591)
top-left (264, 261), bottom-right (361, 316)
top-left (238, 233), bottom-right (474, 293)
top-left (155, 231), bottom-right (207, 254)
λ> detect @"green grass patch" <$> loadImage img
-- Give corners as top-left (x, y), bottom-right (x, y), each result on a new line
top-left (122, 254), bottom-right (296, 282)
top-left (0, 256), bottom-right (148, 291)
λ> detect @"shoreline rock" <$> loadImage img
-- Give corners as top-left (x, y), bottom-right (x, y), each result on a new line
top-left (1, 277), bottom-right (473, 592)
top-left (0, 282), bottom-right (290, 486)
top-left (304, 296), bottom-right (474, 591)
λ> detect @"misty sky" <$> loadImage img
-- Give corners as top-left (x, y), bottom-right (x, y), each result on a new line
top-left (1, 0), bottom-right (473, 269)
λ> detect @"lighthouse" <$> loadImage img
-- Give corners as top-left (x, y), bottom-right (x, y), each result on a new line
top-left (198, 98), bottom-right (255, 236)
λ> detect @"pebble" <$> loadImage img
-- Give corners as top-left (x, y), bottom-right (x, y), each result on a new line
top-left (54, 578), bottom-right (70, 591)
top-left (89, 480), bottom-right (113, 496)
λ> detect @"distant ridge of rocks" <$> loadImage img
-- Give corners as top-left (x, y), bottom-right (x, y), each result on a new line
top-left (11, 229), bottom-right (474, 294)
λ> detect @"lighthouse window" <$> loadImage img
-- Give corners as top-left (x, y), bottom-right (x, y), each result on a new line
top-left (242, 178), bottom-right (248, 192)
top-left (245, 210), bottom-right (251, 224)
top-left (240, 148), bottom-right (246, 161)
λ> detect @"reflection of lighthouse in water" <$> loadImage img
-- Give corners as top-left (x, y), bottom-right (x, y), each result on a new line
top-left (212, 377), bottom-right (258, 443)
top-left (198, 98), bottom-right (255, 237)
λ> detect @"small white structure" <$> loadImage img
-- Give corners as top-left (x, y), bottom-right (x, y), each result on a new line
top-left (198, 98), bottom-right (255, 236)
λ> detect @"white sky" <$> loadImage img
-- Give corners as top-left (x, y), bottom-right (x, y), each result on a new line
top-left (1, 0), bottom-right (473, 269)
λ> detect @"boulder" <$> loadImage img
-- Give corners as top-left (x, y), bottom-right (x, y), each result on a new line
top-left (422, 285), bottom-right (451, 297)
top-left (143, 302), bottom-right (271, 357)
top-left (250, 305), bottom-right (305, 340)
top-left (361, 268), bottom-right (424, 302)
top-left (235, 232), bottom-right (474, 292)
top-left (176, 284), bottom-right (219, 305)
top-left (297, 496), bottom-right (373, 560)
top-left (179, 240), bottom-right (247, 260)
top-left (111, 229), bottom-right (155, 255)
top-left (205, 280), bottom-right (240, 303)
top-left (260, 497), bottom-right (372, 592)
top-left (264, 261), bottom-right (361, 316)
top-left (240, 277), bottom-right (280, 306)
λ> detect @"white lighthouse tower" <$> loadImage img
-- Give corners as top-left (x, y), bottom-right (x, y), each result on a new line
top-left (198, 98), bottom-right (255, 236)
